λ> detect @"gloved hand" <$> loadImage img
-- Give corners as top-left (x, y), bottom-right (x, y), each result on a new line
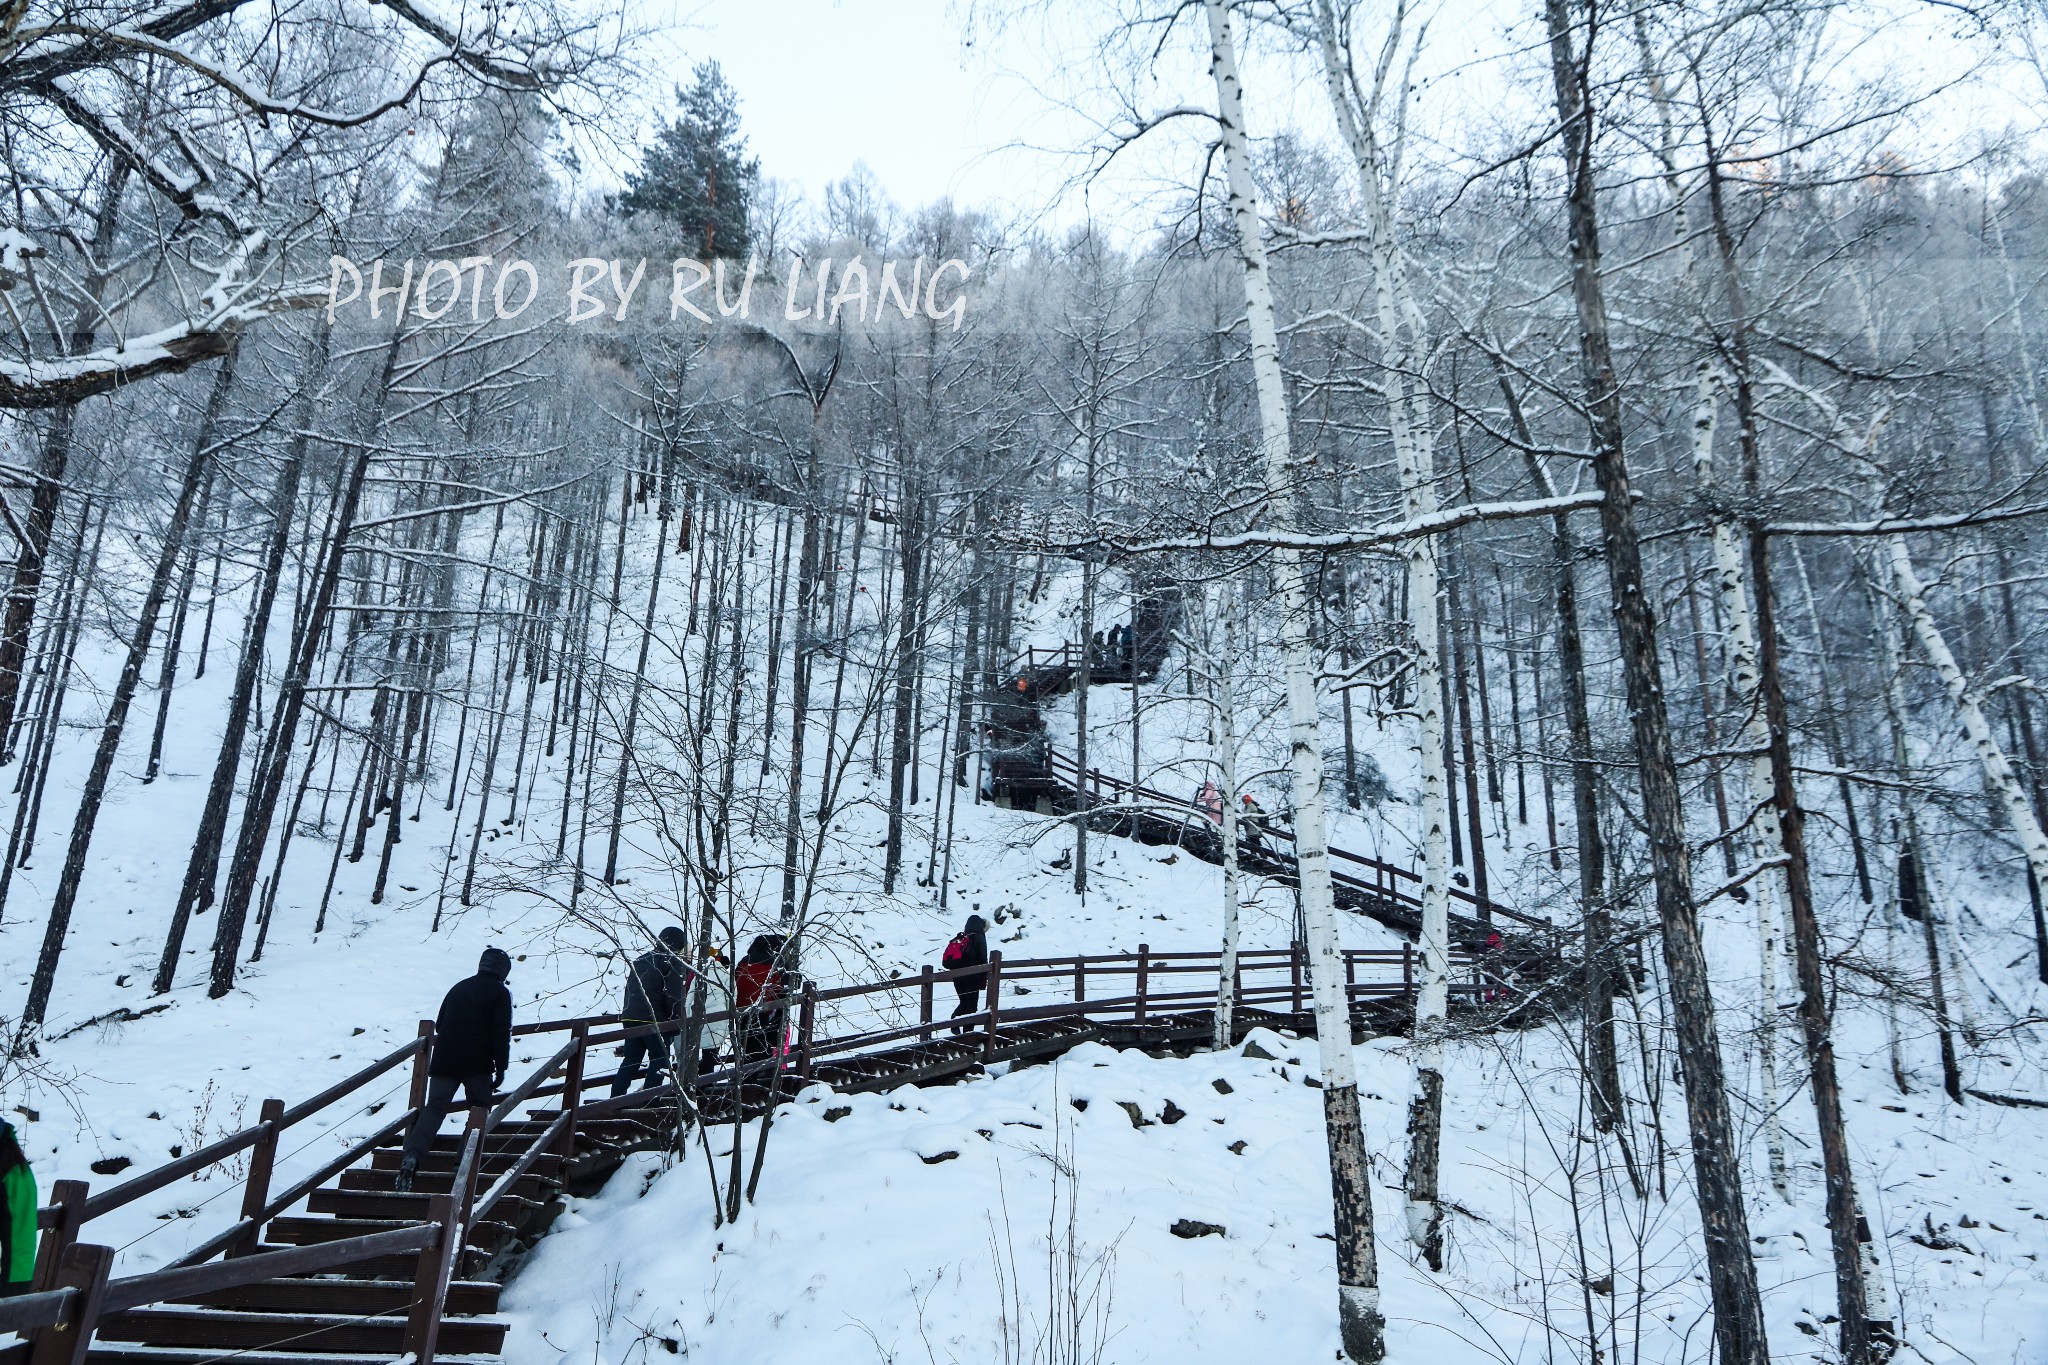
top-left (492, 1068), bottom-right (505, 1090)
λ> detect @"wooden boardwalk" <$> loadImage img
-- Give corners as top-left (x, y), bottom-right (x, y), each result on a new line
top-left (1, 944), bottom-right (1508, 1365)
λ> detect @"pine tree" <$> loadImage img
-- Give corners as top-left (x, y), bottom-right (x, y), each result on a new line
top-left (618, 61), bottom-right (760, 259)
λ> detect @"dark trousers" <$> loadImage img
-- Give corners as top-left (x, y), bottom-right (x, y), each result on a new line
top-left (950, 983), bottom-right (982, 1034)
top-left (401, 1072), bottom-right (491, 1164)
top-left (610, 1030), bottom-right (676, 1097)
top-left (739, 1009), bottom-right (785, 1063)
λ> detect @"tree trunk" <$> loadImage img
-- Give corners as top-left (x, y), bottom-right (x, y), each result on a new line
top-left (1540, 4), bottom-right (1769, 1360)
top-left (154, 326), bottom-right (329, 994)
top-left (17, 353), bottom-right (237, 1031)
top-left (1205, 5), bottom-right (1384, 1355)
top-left (1306, 0), bottom-right (1458, 1268)
top-left (207, 332), bottom-right (398, 996)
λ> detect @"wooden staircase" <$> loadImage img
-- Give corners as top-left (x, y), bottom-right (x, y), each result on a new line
top-left (75, 1110), bottom-right (669, 1365)
top-left (6, 944), bottom-right (1529, 1365)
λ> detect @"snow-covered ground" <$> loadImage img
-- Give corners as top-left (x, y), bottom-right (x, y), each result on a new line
top-left (4, 510), bottom-right (2047, 1362)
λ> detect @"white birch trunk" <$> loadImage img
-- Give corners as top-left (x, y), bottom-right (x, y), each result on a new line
top-left (1881, 531), bottom-right (2048, 931)
top-left (1306, 0), bottom-right (1453, 1270)
top-left (1694, 380), bottom-right (1794, 1203)
top-left (1204, 3), bottom-right (1384, 1355)
top-left (1215, 585), bottom-right (1245, 1051)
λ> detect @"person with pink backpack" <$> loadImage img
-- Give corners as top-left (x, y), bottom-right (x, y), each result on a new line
top-left (942, 913), bottom-right (989, 1034)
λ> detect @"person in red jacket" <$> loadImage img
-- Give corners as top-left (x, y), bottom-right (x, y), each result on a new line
top-left (734, 935), bottom-right (788, 1064)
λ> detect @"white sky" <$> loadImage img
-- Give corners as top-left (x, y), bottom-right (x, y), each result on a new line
top-left (620, 0), bottom-right (2037, 237)
top-left (651, 0), bottom-right (1062, 221)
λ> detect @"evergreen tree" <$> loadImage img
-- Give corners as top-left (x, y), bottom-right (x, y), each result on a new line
top-left (618, 61), bottom-right (759, 258)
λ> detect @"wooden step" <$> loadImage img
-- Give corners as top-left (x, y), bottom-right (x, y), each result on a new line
top-left (368, 1148), bottom-right (561, 1177)
top-left (268, 1216), bottom-right (517, 1257)
top-left (89, 1349), bottom-right (499, 1365)
top-left (167, 1277), bottom-right (499, 1317)
top-left (339, 1168), bottom-right (553, 1200)
top-left (95, 1308), bottom-right (507, 1355)
top-left (307, 1187), bottom-right (544, 1226)
top-left (250, 1245), bottom-right (444, 1282)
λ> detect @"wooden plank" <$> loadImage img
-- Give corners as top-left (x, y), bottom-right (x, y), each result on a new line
top-left (28, 1242), bottom-right (111, 1365)
top-left (0, 1290), bottom-right (74, 1337)
top-left (101, 1226), bottom-right (439, 1315)
top-left (277, 1039), bottom-right (424, 1130)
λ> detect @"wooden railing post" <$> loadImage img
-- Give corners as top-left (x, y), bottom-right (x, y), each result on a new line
top-left (981, 952), bottom-right (1003, 1060)
top-left (232, 1099), bottom-right (285, 1256)
top-left (31, 1181), bottom-right (86, 1292)
top-left (403, 1196), bottom-right (457, 1365)
top-left (1074, 957), bottom-right (1086, 1004)
top-left (26, 1241), bottom-right (111, 1365)
top-left (797, 982), bottom-right (818, 1082)
top-left (458, 1109), bottom-right (486, 1234)
top-left (409, 1019), bottom-right (434, 1111)
top-left (557, 1024), bottom-right (585, 1160)
top-left (1403, 941), bottom-right (1414, 997)
top-left (918, 967), bottom-right (934, 1043)
top-left (1344, 952), bottom-right (1356, 1009)
top-left (1134, 944), bottom-right (1150, 1024)
top-left (1290, 941), bottom-right (1304, 1014)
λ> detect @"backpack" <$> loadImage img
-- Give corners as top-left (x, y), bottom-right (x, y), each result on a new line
top-left (943, 933), bottom-right (969, 969)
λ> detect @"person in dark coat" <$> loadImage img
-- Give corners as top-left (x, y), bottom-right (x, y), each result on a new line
top-left (612, 927), bottom-right (692, 1097)
top-left (396, 947), bottom-right (513, 1190)
top-left (945, 914), bottom-right (989, 1034)
top-left (734, 935), bottom-right (789, 1064)
top-left (1, 1120), bottom-right (34, 1298)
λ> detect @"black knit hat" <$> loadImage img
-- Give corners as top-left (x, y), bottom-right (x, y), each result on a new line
top-left (478, 947), bottom-right (512, 980)
top-left (658, 926), bottom-right (687, 952)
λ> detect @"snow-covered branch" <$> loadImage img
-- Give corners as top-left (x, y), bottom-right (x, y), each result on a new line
top-left (1062, 490), bottom-right (1607, 557)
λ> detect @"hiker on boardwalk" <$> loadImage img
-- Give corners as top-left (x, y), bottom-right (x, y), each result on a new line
top-left (735, 935), bottom-right (789, 1064)
top-left (690, 946), bottom-right (733, 1075)
top-left (1, 1120), bottom-right (34, 1298)
top-left (612, 927), bottom-right (691, 1097)
top-left (1196, 779), bottom-right (1223, 824)
top-left (1239, 793), bottom-right (1268, 852)
top-left (396, 947), bottom-right (513, 1191)
top-left (1480, 928), bottom-right (1508, 1003)
top-left (945, 914), bottom-right (990, 1034)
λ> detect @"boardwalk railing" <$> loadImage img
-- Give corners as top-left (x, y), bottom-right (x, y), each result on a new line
top-left (1037, 747), bottom-right (1544, 930)
top-left (7, 943), bottom-right (1495, 1365)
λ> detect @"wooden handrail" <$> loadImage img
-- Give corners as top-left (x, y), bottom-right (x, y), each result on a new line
top-left (471, 1111), bottom-right (567, 1227)
top-left (277, 1036), bottom-right (426, 1128)
top-left (82, 1035), bottom-right (426, 1222)
top-left (488, 1039), bottom-right (577, 1128)
top-left (0, 1288), bottom-right (74, 1336)
top-left (103, 1224), bottom-right (439, 1315)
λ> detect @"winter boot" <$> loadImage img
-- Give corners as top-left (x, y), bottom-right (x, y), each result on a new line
top-left (395, 1154), bottom-right (418, 1193)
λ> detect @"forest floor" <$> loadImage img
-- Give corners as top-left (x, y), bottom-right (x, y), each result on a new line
top-left (5, 515), bottom-right (2047, 1362)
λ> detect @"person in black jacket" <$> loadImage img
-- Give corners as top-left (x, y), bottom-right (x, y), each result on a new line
top-left (946, 914), bottom-right (989, 1034)
top-left (612, 927), bottom-right (691, 1096)
top-left (396, 947), bottom-right (513, 1191)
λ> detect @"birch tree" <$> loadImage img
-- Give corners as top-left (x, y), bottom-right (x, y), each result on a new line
top-left (1298, 0), bottom-right (1456, 1271)
top-left (1203, 3), bottom-right (1383, 1355)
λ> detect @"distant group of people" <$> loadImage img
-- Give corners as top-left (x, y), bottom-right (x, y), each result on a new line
top-left (390, 929), bottom-right (804, 1190)
top-left (613, 930), bottom-right (800, 1091)
top-left (1088, 624), bottom-right (1135, 673)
